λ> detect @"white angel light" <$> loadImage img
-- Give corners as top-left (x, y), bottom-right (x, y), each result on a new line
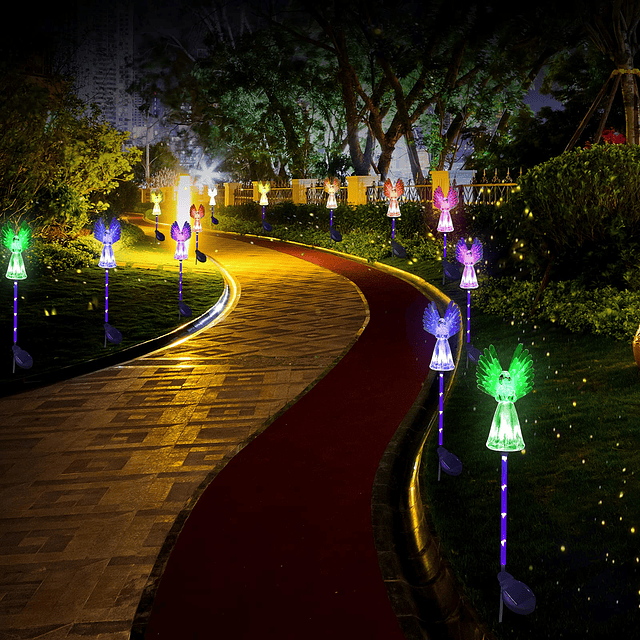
top-left (423, 300), bottom-right (461, 371)
top-left (324, 177), bottom-right (339, 210)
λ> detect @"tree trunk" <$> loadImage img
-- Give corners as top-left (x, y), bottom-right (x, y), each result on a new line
top-left (405, 128), bottom-right (425, 183)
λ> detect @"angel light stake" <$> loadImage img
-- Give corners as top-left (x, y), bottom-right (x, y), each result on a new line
top-left (151, 190), bottom-right (165, 241)
top-left (324, 178), bottom-right (342, 242)
top-left (477, 344), bottom-right (536, 621)
top-left (190, 204), bottom-right (207, 264)
top-left (258, 181), bottom-right (272, 231)
top-left (433, 185), bottom-right (458, 283)
top-left (423, 300), bottom-right (462, 479)
top-left (2, 222), bottom-right (33, 371)
top-left (171, 220), bottom-right (192, 318)
top-left (94, 218), bottom-right (123, 347)
top-left (456, 237), bottom-right (483, 345)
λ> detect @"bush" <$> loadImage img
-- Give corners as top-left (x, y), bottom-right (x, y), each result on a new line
top-left (475, 276), bottom-right (640, 341)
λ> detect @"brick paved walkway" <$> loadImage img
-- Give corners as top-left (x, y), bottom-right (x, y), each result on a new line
top-left (0, 229), bottom-right (368, 639)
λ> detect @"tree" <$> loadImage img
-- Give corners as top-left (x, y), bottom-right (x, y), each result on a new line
top-left (0, 66), bottom-right (141, 238)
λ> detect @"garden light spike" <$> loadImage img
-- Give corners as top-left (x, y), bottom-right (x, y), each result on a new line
top-left (477, 344), bottom-right (536, 620)
top-left (456, 237), bottom-right (483, 345)
top-left (324, 178), bottom-right (340, 239)
top-left (258, 181), bottom-right (271, 231)
top-left (2, 222), bottom-right (32, 370)
top-left (151, 190), bottom-right (165, 241)
top-left (423, 300), bottom-right (462, 478)
top-left (94, 218), bottom-right (122, 346)
top-left (171, 220), bottom-right (192, 318)
top-left (384, 178), bottom-right (403, 240)
top-left (208, 185), bottom-right (219, 224)
top-left (190, 204), bottom-right (205, 256)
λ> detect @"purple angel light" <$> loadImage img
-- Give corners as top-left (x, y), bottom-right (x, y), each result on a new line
top-left (94, 218), bottom-right (121, 269)
top-left (423, 300), bottom-right (463, 478)
top-left (171, 220), bottom-right (191, 261)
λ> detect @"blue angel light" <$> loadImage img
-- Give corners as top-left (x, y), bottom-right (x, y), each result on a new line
top-left (423, 300), bottom-right (461, 371)
top-left (94, 218), bottom-right (121, 269)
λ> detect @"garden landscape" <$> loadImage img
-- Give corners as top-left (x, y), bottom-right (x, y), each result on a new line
top-left (1, 1), bottom-right (640, 639)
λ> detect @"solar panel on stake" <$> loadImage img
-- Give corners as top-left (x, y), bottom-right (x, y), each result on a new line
top-left (2, 222), bottom-right (32, 371)
top-left (94, 218), bottom-right (122, 347)
top-left (384, 178), bottom-right (405, 256)
top-left (477, 344), bottom-right (536, 622)
top-left (423, 300), bottom-right (462, 480)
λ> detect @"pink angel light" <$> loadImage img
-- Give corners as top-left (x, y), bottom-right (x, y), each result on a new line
top-left (456, 237), bottom-right (483, 349)
top-left (423, 299), bottom-right (462, 478)
top-left (433, 185), bottom-right (458, 233)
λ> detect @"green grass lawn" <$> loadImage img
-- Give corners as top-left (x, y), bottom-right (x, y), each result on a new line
top-left (0, 239), bottom-right (225, 386)
top-left (420, 282), bottom-right (640, 639)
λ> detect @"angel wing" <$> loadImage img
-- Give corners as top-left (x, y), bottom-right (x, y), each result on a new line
top-left (199, 204), bottom-right (205, 218)
top-left (442, 300), bottom-right (461, 338)
top-left (324, 178), bottom-right (331, 192)
top-left (258, 181), bottom-right (270, 194)
top-left (447, 188), bottom-right (459, 210)
top-left (108, 218), bottom-right (121, 244)
top-left (383, 178), bottom-right (393, 198)
top-left (422, 301), bottom-right (440, 336)
top-left (455, 238), bottom-right (467, 264)
top-left (508, 343), bottom-right (534, 401)
top-left (94, 218), bottom-right (106, 244)
top-left (17, 223), bottom-right (31, 249)
top-left (151, 191), bottom-right (163, 204)
top-left (395, 179), bottom-right (404, 197)
top-left (477, 344), bottom-right (503, 398)
top-left (471, 237), bottom-right (483, 264)
top-left (433, 185), bottom-right (444, 210)
top-left (190, 204), bottom-right (197, 219)
top-left (332, 178), bottom-right (340, 191)
top-left (171, 220), bottom-right (191, 241)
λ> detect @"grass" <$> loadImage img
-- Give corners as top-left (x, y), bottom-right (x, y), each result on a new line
top-left (0, 236), bottom-right (225, 386)
top-left (204, 211), bottom-right (640, 638)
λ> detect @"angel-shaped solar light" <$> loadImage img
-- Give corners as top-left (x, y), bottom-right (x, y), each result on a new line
top-left (171, 220), bottom-right (192, 317)
top-left (258, 181), bottom-right (272, 231)
top-left (324, 178), bottom-right (342, 242)
top-left (190, 204), bottom-right (207, 264)
top-left (433, 185), bottom-right (458, 282)
top-left (2, 222), bottom-right (33, 370)
top-left (94, 217), bottom-right (123, 346)
top-left (151, 190), bottom-right (165, 241)
top-left (423, 300), bottom-right (462, 478)
top-left (208, 184), bottom-right (218, 225)
top-left (456, 237), bottom-right (483, 345)
top-left (384, 178), bottom-right (404, 240)
top-left (477, 344), bottom-right (536, 621)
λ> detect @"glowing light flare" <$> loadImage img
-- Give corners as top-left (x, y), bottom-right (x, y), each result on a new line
top-left (177, 174), bottom-right (192, 229)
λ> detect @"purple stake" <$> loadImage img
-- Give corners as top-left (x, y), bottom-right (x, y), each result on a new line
top-left (262, 205), bottom-right (265, 222)
top-left (467, 290), bottom-right (471, 343)
top-left (392, 218), bottom-right (396, 240)
top-left (13, 280), bottom-right (17, 345)
top-left (501, 454), bottom-right (508, 569)
top-left (438, 372), bottom-right (444, 446)
top-left (104, 269), bottom-right (109, 347)
top-left (330, 209), bottom-right (334, 228)
top-left (442, 233), bottom-right (447, 284)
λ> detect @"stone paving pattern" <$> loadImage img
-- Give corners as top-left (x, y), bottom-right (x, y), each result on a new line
top-left (0, 231), bottom-right (368, 639)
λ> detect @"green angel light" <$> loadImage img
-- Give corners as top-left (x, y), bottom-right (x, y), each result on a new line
top-left (477, 344), bottom-right (534, 452)
top-left (2, 222), bottom-right (30, 280)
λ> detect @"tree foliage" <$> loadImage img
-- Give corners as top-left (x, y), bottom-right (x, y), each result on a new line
top-left (0, 68), bottom-right (141, 239)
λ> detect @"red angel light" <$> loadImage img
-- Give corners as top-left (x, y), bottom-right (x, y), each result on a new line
top-left (190, 204), bottom-right (205, 233)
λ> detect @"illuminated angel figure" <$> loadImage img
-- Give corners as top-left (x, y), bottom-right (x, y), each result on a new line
top-left (208, 184), bottom-right (217, 206)
top-left (324, 178), bottom-right (340, 209)
top-left (171, 220), bottom-right (191, 260)
top-left (151, 190), bottom-right (163, 216)
top-left (190, 204), bottom-right (205, 233)
top-left (433, 185), bottom-right (458, 232)
top-left (477, 344), bottom-right (534, 452)
top-left (94, 218), bottom-right (121, 269)
top-left (384, 178), bottom-right (404, 217)
top-left (456, 237), bottom-right (483, 289)
top-left (258, 181), bottom-right (270, 206)
top-left (423, 300), bottom-right (461, 371)
top-left (2, 223), bottom-right (30, 280)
